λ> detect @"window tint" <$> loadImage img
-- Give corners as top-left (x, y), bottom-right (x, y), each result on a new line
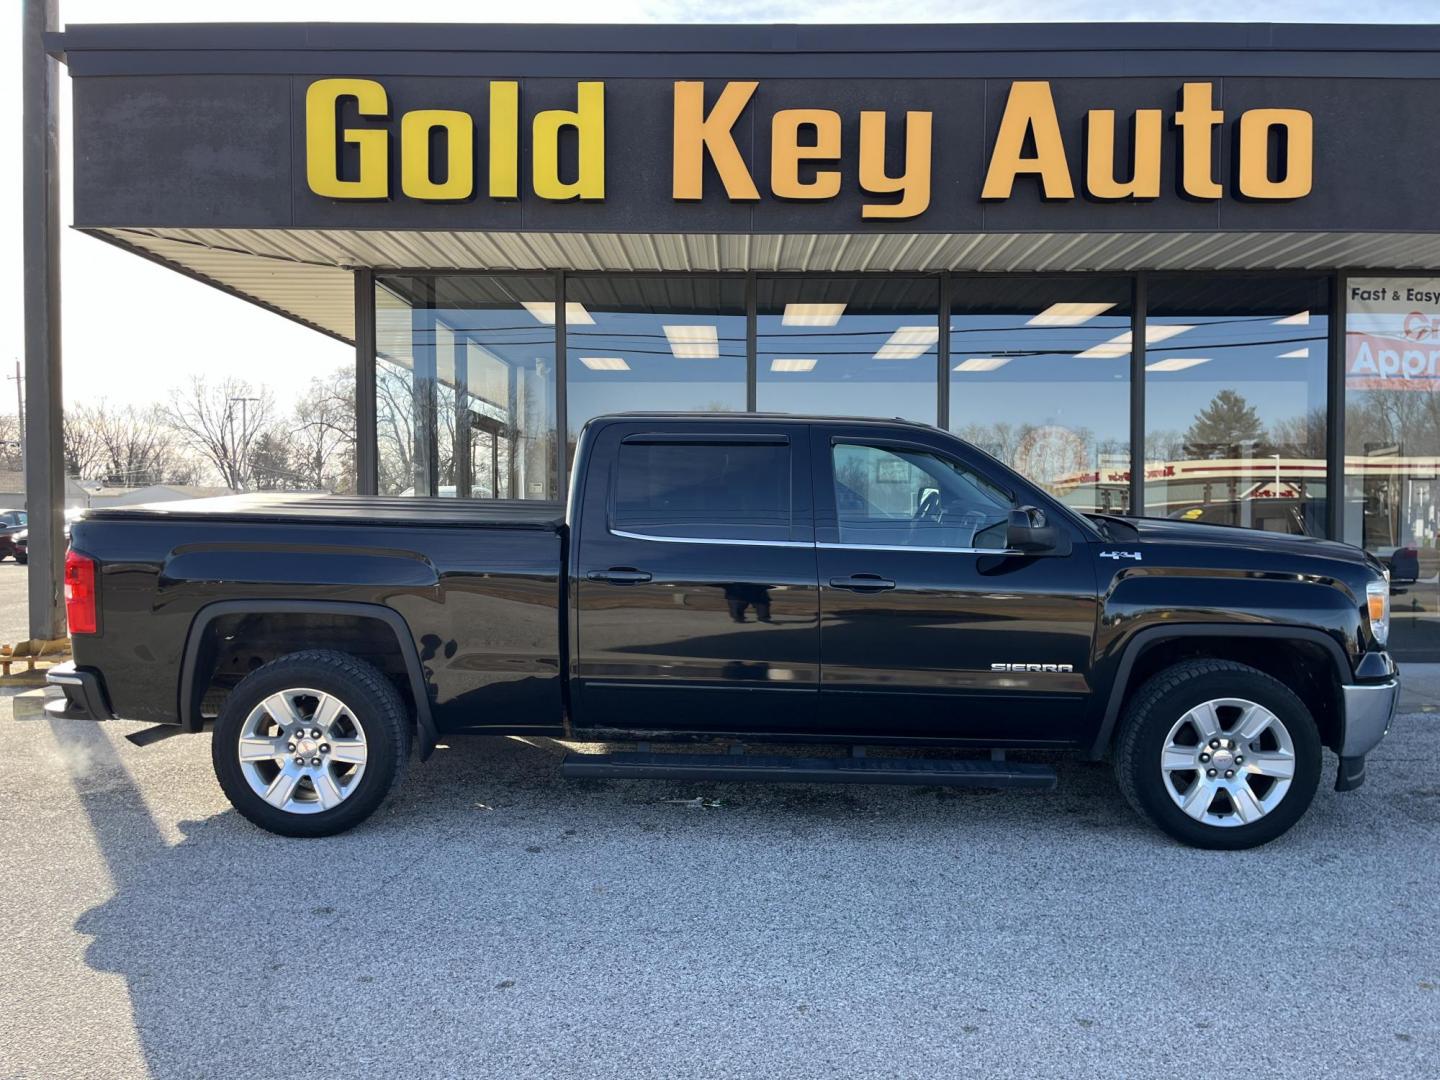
top-left (834, 443), bottom-right (1015, 550)
top-left (613, 441), bottom-right (791, 542)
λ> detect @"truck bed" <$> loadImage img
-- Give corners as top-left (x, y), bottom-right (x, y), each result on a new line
top-left (82, 493), bottom-right (565, 530)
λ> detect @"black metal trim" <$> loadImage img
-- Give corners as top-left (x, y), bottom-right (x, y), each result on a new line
top-left (622, 432), bottom-right (790, 445)
top-left (937, 270), bottom-right (951, 430)
top-left (176, 599), bottom-right (441, 759)
top-left (1086, 623), bottom-right (1353, 760)
top-left (1129, 271), bottom-right (1146, 517)
top-left (555, 269), bottom-right (568, 503)
top-left (354, 268), bottom-right (378, 496)
top-left (745, 271), bottom-right (757, 412)
top-left (1328, 270), bottom-right (1347, 541)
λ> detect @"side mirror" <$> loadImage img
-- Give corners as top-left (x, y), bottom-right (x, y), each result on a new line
top-left (1007, 505), bottom-right (1062, 553)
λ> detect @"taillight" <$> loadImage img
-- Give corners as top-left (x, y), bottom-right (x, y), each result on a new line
top-left (64, 549), bottom-right (97, 635)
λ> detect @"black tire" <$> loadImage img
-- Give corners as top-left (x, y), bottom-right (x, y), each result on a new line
top-left (14, 555), bottom-right (25, 564)
top-left (1114, 659), bottom-right (1322, 850)
top-left (212, 650), bottom-right (411, 837)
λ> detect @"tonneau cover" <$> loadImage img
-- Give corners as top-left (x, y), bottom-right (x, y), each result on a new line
top-left (81, 493), bottom-right (565, 530)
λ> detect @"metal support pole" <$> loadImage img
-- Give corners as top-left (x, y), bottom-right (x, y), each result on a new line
top-left (745, 272), bottom-right (757, 412)
top-left (554, 271), bottom-right (567, 501)
top-left (937, 272), bottom-right (951, 431)
top-left (354, 269), bottom-right (378, 495)
top-left (1327, 271), bottom-right (1347, 541)
top-left (1128, 272), bottom-right (1147, 518)
top-left (22, 0), bottom-right (65, 641)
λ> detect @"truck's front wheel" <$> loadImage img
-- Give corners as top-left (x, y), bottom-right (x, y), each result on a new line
top-left (211, 650), bottom-right (411, 837)
top-left (1115, 660), bottom-right (1322, 850)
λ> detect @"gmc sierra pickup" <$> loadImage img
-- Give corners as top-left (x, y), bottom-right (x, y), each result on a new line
top-left (47, 413), bottom-right (1400, 848)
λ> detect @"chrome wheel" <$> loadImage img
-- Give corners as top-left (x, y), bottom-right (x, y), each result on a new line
top-left (236, 688), bottom-right (368, 815)
top-left (1160, 697), bottom-right (1296, 828)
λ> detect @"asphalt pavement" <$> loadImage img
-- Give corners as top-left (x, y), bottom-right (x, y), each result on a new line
top-left (0, 559), bottom-right (29, 649)
top-left (1, 676), bottom-right (1437, 1080)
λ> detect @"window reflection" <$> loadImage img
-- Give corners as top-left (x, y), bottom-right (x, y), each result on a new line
top-left (375, 275), bottom-right (557, 500)
top-left (565, 276), bottom-right (747, 463)
top-left (757, 277), bottom-right (939, 422)
top-left (1143, 277), bottom-right (1329, 535)
top-left (948, 278), bottom-right (1132, 513)
top-left (1344, 276), bottom-right (1440, 660)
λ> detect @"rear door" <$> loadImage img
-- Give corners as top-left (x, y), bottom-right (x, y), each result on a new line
top-left (572, 420), bottom-right (819, 733)
top-left (812, 425), bottom-right (1100, 744)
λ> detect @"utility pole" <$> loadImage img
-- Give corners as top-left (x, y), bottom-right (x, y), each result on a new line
top-left (7, 361), bottom-right (23, 472)
top-left (22, 0), bottom-right (65, 642)
top-left (229, 395), bottom-right (259, 490)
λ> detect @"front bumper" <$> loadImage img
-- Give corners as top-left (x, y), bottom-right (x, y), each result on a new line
top-left (1334, 676), bottom-right (1400, 792)
top-left (45, 661), bottom-right (114, 722)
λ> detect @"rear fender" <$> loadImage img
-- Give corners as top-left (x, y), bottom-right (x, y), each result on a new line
top-left (179, 599), bottom-right (440, 760)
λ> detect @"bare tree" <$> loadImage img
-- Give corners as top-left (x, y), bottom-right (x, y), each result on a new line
top-left (376, 360), bottom-right (415, 495)
top-left (292, 368), bottom-right (356, 493)
top-left (167, 377), bottom-right (275, 490)
top-left (63, 404), bottom-right (108, 478)
top-left (64, 401), bottom-right (202, 485)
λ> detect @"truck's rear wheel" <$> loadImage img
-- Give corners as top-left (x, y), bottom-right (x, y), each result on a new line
top-left (1115, 660), bottom-right (1321, 850)
top-left (212, 650), bottom-right (410, 837)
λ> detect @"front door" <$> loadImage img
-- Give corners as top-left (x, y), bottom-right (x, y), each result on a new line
top-left (573, 421), bottom-right (819, 734)
top-left (812, 426), bottom-right (1099, 745)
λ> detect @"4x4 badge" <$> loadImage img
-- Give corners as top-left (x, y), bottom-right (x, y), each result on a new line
top-left (1100, 550), bottom-right (1142, 561)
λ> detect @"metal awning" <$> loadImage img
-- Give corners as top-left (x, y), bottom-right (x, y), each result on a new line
top-left (91, 224), bottom-right (1440, 345)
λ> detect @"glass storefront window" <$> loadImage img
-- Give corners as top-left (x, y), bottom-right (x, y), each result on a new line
top-left (1344, 276), bottom-right (1440, 660)
top-left (1144, 277), bottom-right (1329, 535)
top-left (375, 275), bottom-right (558, 500)
top-left (565, 276), bottom-right (747, 464)
top-left (949, 277), bottom-right (1132, 513)
top-left (756, 277), bottom-right (939, 423)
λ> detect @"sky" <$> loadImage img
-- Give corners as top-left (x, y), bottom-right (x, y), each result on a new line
top-left (1, 0), bottom-right (1434, 419)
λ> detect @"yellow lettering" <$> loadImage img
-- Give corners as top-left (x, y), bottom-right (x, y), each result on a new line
top-left (672, 81), bottom-right (760, 201)
top-left (400, 110), bottom-right (473, 200)
top-left (305, 78), bottom-right (389, 199)
top-left (981, 81), bottom-right (1073, 200)
top-left (771, 109), bottom-right (841, 199)
top-left (1174, 82), bottom-right (1223, 200)
top-left (532, 82), bottom-right (606, 201)
top-left (858, 110), bottom-right (932, 220)
top-left (489, 81), bottom-right (519, 199)
top-left (1085, 109), bottom-right (1162, 200)
top-left (1238, 108), bottom-right (1313, 199)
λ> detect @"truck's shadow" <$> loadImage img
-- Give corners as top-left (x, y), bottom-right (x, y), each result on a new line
top-left (53, 718), bottom-right (1358, 1079)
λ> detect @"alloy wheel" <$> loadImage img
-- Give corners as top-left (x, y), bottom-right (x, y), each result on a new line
top-left (236, 688), bottom-right (368, 815)
top-left (1160, 697), bottom-right (1296, 828)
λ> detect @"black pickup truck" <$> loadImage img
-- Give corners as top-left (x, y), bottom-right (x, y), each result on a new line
top-left (48, 413), bottom-right (1399, 848)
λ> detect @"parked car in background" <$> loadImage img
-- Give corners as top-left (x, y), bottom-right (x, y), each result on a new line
top-left (1168, 499), bottom-right (1312, 536)
top-left (0, 509), bottom-right (27, 563)
top-left (1381, 545), bottom-right (1420, 584)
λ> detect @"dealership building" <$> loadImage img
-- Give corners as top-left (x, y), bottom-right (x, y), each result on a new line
top-left (42, 22), bottom-right (1440, 659)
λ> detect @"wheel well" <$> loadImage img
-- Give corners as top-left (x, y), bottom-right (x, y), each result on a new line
top-left (1118, 635), bottom-right (1343, 753)
top-left (188, 612), bottom-right (418, 727)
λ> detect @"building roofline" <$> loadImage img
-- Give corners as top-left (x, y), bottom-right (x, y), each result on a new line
top-left (46, 21), bottom-right (1440, 72)
top-left (48, 22), bottom-right (1440, 79)
top-left (46, 22), bottom-right (1440, 56)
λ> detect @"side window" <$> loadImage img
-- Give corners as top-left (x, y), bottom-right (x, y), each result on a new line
top-left (833, 442), bottom-right (1016, 550)
top-left (613, 440), bottom-right (792, 542)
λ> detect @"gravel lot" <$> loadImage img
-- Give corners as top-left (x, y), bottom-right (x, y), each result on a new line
top-left (1, 683), bottom-right (1438, 1080)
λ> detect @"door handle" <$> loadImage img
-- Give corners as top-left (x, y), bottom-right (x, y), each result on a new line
top-left (829, 574), bottom-right (896, 592)
top-left (587, 567), bottom-right (653, 585)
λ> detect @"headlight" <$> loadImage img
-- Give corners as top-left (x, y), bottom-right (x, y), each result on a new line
top-left (11, 529), bottom-right (25, 542)
top-left (1366, 579), bottom-right (1390, 648)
